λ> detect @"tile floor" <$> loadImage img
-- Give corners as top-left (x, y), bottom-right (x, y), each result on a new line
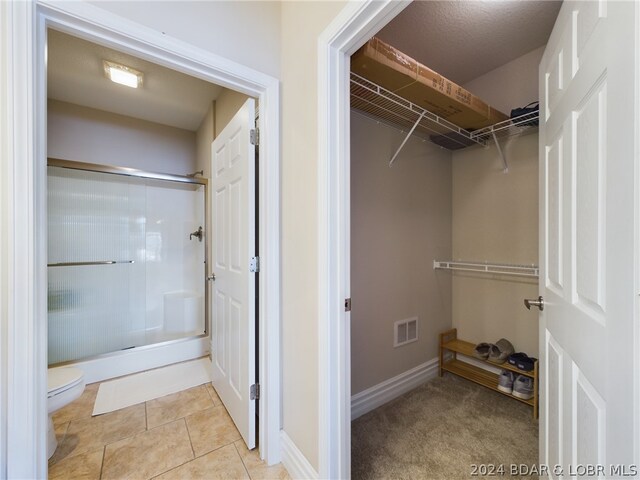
top-left (48, 382), bottom-right (290, 480)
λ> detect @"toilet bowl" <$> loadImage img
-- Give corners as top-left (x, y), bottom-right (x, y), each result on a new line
top-left (47, 367), bottom-right (86, 459)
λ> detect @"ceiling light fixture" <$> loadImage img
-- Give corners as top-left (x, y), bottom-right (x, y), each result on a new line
top-left (103, 60), bottom-right (143, 88)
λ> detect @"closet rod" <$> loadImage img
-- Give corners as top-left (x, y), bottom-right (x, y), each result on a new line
top-left (433, 260), bottom-right (539, 278)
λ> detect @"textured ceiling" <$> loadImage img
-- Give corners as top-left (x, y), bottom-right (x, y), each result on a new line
top-left (47, 30), bottom-right (223, 131)
top-left (377, 0), bottom-right (562, 85)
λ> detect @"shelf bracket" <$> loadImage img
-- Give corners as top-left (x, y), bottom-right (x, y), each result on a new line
top-left (389, 111), bottom-right (425, 168)
top-left (491, 130), bottom-right (508, 173)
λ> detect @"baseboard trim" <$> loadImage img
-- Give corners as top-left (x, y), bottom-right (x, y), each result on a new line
top-left (351, 357), bottom-right (439, 420)
top-left (280, 430), bottom-right (318, 480)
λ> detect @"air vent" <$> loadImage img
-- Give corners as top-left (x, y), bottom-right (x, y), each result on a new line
top-left (394, 317), bottom-right (418, 347)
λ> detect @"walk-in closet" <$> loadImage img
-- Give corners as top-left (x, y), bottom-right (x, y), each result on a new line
top-left (349, 2), bottom-right (562, 477)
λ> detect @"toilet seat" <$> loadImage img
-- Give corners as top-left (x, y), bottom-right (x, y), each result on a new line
top-left (48, 367), bottom-right (84, 397)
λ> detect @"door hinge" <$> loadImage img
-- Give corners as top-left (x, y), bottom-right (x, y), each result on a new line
top-left (345, 298), bottom-right (351, 312)
top-left (250, 383), bottom-right (260, 400)
top-left (249, 256), bottom-right (260, 273)
top-left (250, 128), bottom-right (259, 146)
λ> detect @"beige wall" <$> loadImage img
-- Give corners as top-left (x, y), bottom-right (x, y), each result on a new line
top-left (48, 99), bottom-right (197, 174)
top-left (195, 101), bottom-right (215, 178)
top-left (88, 1), bottom-right (282, 79)
top-left (214, 89), bottom-right (250, 138)
top-left (350, 112), bottom-right (452, 395)
top-left (280, 0), bottom-right (347, 469)
top-left (464, 46), bottom-right (544, 117)
top-left (451, 133), bottom-right (539, 357)
top-left (195, 89), bottom-right (252, 179)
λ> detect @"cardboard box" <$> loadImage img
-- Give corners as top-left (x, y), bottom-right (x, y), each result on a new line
top-left (351, 37), bottom-right (508, 130)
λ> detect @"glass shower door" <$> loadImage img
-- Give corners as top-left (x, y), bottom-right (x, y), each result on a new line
top-left (47, 165), bottom-right (205, 365)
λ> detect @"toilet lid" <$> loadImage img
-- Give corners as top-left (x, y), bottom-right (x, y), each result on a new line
top-left (48, 367), bottom-right (84, 397)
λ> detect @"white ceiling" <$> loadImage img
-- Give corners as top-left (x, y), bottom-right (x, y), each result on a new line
top-left (47, 29), bottom-right (223, 131)
top-left (376, 0), bottom-right (563, 85)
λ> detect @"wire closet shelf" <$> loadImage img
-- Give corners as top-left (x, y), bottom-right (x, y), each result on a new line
top-left (433, 260), bottom-right (539, 278)
top-left (350, 72), bottom-right (539, 151)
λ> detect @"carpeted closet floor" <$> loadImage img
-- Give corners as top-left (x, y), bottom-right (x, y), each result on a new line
top-left (352, 374), bottom-right (538, 479)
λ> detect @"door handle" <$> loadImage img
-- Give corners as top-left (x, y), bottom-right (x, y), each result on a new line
top-left (207, 273), bottom-right (216, 282)
top-left (524, 296), bottom-right (544, 311)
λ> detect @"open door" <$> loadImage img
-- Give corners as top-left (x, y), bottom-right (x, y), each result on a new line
top-left (210, 98), bottom-right (257, 449)
top-left (539, 1), bottom-right (637, 475)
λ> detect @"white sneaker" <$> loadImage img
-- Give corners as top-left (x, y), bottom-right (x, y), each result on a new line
top-left (512, 375), bottom-right (534, 400)
top-left (497, 370), bottom-right (515, 394)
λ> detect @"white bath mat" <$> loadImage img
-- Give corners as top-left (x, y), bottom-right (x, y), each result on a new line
top-left (92, 357), bottom-right (211, 416)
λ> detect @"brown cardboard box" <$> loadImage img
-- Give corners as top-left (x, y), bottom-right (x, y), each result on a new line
top-left (351, 37), bottom-right (508, 130)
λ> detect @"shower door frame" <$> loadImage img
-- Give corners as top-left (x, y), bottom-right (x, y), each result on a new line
top-left (3, 1), bottom-right (282, 476)
top-left (47, 157), bottom-right (211, 366)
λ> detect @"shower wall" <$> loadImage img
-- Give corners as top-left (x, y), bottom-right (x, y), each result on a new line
top-left (48, 166), bottom-right (205, 365)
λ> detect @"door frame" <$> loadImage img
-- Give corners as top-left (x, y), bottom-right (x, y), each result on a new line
top-left (317, 1), bottom-right (640, 478)
top-left (2, 1), bottom-right (281, 476)
top-left (316, 1), bottom-right (409, 478)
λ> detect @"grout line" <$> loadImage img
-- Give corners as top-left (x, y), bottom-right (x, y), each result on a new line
top-left (92, 406), bottom-right (149, 454)
top-left (99, 445), bottom-right (106, 480)
top-left (150, 419), bottom-right (198, 479)
top-left (233, 441), bottom-right (253, 479)
top-left (144, 401), bottom-right (148, 430)
top-left (189, 436), bottom-right (243, 461)
top-left (206, 382), bottom-right (219, 406)
top-left (183, 417), bottom-right (196, 459)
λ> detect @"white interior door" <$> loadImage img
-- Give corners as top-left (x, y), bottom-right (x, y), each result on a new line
top-left (210, 98), bottom-right (256, 449)
top-left (540, 1), bottom-right (637, 476)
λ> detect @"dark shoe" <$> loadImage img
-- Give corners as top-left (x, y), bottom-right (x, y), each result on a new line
top-left (516, 356), bottom-right (537, 372)
top-left (508, 352), bottom-right (537, 371)
top-left (508, 352), bottom-right (528, 367)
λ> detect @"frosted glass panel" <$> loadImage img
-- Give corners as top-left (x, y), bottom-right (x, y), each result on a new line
top-left (48, 166), bottom-right (205, 365)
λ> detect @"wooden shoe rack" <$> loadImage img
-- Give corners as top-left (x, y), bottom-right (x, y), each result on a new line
top-left (439, 328), bottom-right (538, 419)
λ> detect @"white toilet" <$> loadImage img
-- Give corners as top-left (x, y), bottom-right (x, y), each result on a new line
top-left (47, 367), bottom-right (86, 459)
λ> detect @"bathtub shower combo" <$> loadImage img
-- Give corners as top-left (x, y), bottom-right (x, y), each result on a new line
top-left (47, 159), bottom-right (208, 376)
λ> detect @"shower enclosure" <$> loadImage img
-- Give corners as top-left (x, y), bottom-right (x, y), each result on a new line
top-left (47, 159), bottom-right (208, 367)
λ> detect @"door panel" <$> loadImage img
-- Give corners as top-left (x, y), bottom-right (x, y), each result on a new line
top-left (210, 98), bottom-right (256, 449)
top-left (573, 364), bottom-right (605, 468)
top-left (540, 1), bottom-right (637, 475)
top-left (545, 332), bottom-right (563, 473)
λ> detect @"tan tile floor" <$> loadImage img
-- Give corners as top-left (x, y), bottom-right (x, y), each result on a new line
top-left (48, 382), bottom-right (290, 480)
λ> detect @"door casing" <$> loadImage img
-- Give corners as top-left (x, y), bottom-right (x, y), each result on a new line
top-left (3, 1), bottom-right (281, 476)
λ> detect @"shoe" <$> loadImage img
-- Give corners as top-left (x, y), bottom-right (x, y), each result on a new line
top-left (497, 370), bottom-right (515, 394)
top-left (488, 338), bottom-right (515, 364)
top-left (507, 352), bottom-right (528, 366)
top-left (516, 356), bottom-right (537, 372)
top-left (473, 342), bottom-right (492, 360)
top-left (508, 352), bottom-right (537, 371)
top-left (512, 375), bottom-right (534, 400)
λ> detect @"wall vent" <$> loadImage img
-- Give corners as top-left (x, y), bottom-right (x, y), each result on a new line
top-left (394, 317), bottom-right (418, 347)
